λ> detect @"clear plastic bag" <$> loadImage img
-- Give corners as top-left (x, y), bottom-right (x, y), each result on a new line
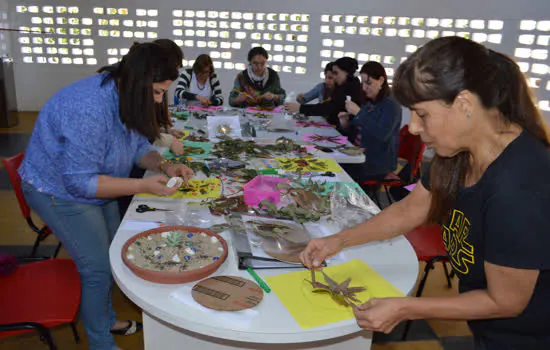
top-left (330, 183), bottom-right (381, 230)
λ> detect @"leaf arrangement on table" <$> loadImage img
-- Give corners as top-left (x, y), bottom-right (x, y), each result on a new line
top-left (164, 141), bottom-right (213, 160)
top-left (275, 157), bottom-right (342, 173)
top-left (296, 121), bottom-right (333, 128)
top-left (211, 137), bottom-right (308, 161)
top-left (137, 178), bottom-right (221, 199)
top-left (183, 134), bottom-right (210, 143)
top-left (302, 134), bottom-right (348, 145)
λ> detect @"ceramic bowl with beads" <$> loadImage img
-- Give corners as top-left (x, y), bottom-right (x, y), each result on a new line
top-left (122, 226), bottom-right (228, 284)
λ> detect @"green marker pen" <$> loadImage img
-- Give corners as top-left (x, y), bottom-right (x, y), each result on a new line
top-left (247, 267), bottom-right (271, 293)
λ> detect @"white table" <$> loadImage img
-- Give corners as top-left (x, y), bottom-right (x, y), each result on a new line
top-left (109, 167), bottom-right (418, 350)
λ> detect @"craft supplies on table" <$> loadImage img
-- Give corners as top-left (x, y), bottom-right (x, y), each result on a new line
top-left (137, 178), bottom-right (221, 199)
top-left (265, 259), bottom-right (405, 329)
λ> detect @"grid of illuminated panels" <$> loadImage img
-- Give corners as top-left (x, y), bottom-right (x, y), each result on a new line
top-left (15, 5), bottom-right (96, 65)
top-left (514, 20), bottom-right (550, 111)
top-left (319, 15), bottom-right (505, 80)
top-left (15, 5), bottom-right (159, 65)
top-left (93, 7), bottom-right (158, 39)
top-left (172, 9), bottom-right (310, 74)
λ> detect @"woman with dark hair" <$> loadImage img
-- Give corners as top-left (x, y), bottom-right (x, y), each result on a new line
top-left (285, 56), bottom-right (363, 125)
top-left (300, 36), bottom-right (550, 350)
top-left (297, 62), bottom-right (335, 104)
top-left (175, 54), bottom-right (223, 107)
top-left (229, 46), bottom-right (286, 108)
top-left (338, 61), bottom-right (402, 182)
top-left (19, 43), bottom-right (194, 350)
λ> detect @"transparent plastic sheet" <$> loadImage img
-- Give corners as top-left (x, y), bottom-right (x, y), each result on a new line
top-left (330, 183), bottom-right (381, 230)
top-left (165, 202), bottom-right (213, 228)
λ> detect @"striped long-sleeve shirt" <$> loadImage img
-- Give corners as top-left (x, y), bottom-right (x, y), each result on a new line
top-left (174, 68), bottom-right (223, 106)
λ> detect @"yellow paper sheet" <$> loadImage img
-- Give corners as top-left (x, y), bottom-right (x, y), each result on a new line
top-left (275, 157), bottom-right (342, 173)
top-left (137, 178), bottom-right (221, 199)
top-left (177, 130), bottom-right (191, 141)
top-left (265, 259), bottom-right (405, 329)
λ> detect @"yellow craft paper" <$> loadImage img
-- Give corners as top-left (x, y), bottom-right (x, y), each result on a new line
top-left (178, 130), bottom-right (191, 141)
top-left (265, 259), bottom-right (405, 329)
top-left (137, 178), bottom-right (221, 199)
top-left (275, 158), bottom-right (342, 173)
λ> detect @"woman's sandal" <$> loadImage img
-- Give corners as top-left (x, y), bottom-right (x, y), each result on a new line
top-left (110, 320), bottom-right (143, 336)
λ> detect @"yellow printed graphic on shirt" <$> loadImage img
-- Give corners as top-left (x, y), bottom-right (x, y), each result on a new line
top-left (442, 209), bottom-right (475, 274)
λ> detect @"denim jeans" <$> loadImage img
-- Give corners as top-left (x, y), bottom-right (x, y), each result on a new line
top-left (22, 182), bottom-right (120, 350)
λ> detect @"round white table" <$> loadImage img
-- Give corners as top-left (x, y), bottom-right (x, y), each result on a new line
top-left (110, 224), bottom-right (418, 350)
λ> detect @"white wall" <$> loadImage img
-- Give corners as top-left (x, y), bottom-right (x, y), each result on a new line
top-left (5, 0), bottom-right (550, 122)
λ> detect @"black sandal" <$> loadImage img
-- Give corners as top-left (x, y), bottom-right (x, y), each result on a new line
top-left (110, 320), bottom-right (143, 335)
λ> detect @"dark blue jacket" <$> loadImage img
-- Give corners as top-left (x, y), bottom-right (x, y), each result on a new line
top-left (349, 95), bottom-right (402, 175)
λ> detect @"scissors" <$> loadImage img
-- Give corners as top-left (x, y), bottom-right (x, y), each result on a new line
top-left (319, 172), bottom-right (336, 177)
top-left (136, 204), bottom-right (173, 213)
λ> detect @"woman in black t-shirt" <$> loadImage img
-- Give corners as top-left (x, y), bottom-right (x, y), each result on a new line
top-left (300, 36), bottom-right (550, 350)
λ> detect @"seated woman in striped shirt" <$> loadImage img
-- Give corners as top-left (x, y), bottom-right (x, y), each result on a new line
top-left (338, 61), bottom-right (402, 183)
top-left (175, 54), bottom-right (223, 107)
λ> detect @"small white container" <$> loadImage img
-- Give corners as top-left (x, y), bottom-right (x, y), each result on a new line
top-left (166, 177), bottom-right (183, 188)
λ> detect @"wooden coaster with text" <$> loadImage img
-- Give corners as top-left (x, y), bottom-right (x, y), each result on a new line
top-left (192, 275), bottom-right (264, 311)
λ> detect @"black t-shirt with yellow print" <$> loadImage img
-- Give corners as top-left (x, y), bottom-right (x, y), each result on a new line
top-left (422, 130), bottom-right (550, 350)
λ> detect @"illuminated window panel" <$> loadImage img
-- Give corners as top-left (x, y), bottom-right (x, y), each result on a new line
top-left (213, 61), bottom-right (222, 69)
top-left (148, 9), bottom-right (158, 17)
top-left (57, 18), bottom-right (68, 25)
top-left (321, 50), bottom-right (331, 58)
top-left (108, 58), bottom-right (119, 65)
top-left (83, 39), bottom-right (94, 46)
top-left (273, 54), bottom-right (284, 62)
top-left (442, 31), bottom-right (456, 37)
top-left (121, 49), bottom-right (129, 55)
top-left (184, 40), bottom-right (194, 47)
top-left (455, 19), bottom-right (469, 29)
top-left (230, 22), bottom-right (241, 30)
top-left (148, 21), bottom-right (158, 28)
top-left (426, 18), bottom-right (439, 27)
top-left (147, 32), bottom-right (158, 39)
top-left (321, 15), bottom-right (330, 23)
top-left (296, 46), bottom-right (307, 53)
top-left (93, 8), bottom-right (104, 15)
top-left (82, 18), bottom-right (93, 25)
top-left (209, 11), bottom-right (219, 19)
top-left (19, 37), bottom-right (30, 44)
top-left (322, 38), bottom-right (333, 47)
top-left (251, 33), bottom-right (261, 40)
top-left (372, 28), bottom-right (384, 36)
top-left (56, 6), bottom-right (67, 14)
top-left (268, 23), bottom-right (278, 31)
top-left (231, 42), bottom-right (241, 49)
top-left (48, 57), bottom-right (59, 64)
top-left (517, 62), bottom-right (529, 73)
top-left (57, 28), bottom-right (68, 35)
top-left (86, 58), bottom-right (97, 65)
top-left (515, 48), bottom-right (531, 58)
top-left (345, 15), bottom-right (356, 24)
top-left (472, 33), bottom-right (488, 43)
top-left (358, 53), bottom-right (369, 62)
top-left (58, 38), bottom-right (68, 45)
top-left (43, 18), bottom-right (54, 25)
top-left (346, 27), bottom-right (357, 35)
top-left (470, 20), bottom-right (485, 29)
top-left (31, 17), bottom-right (42, 24)
top-left (487, 34), bottom-right (502, 44)
top-left (411, 18), bottom-right (425, 26)
top-left (32, 37), bottom-right (43, 44)
top-left (384, 17), bottom-right (396, 25)
top-left (59, 48), bottom-right (68, 55)
top-left (488, 20), bottom-right (503, 30)
top-left (174, 19), bottom-right (183, 26)
top-left (531, 49), bottom-right (548, 60)
top-left (69, 18), bottom-right (79, 25)
top-left (333, 50), bottom-right (344, 59)
top-left (207, 21), bottom-right (218, 28)
top-left (136, 9), bottom-right (147, 16)
top-left (210, 51), bottom-right (221, 59)
top-left (221, 52), bottom-right (231, 59)
top-left (519, 34), bottom-right (536, 45)
top-left (527, 77), bottom-right (541, 88)
top-left (405, 45), bottom-right (418, 53)
top-left (532, 63), bottom-right (549, 75)
top-left (220, 31), bottom-right (230, 39)
top-left (297, 56), bottom-right (306, 64)
top-left (540, 101), bottom-right (550, 112)
top-left (284, 45), bottom-right (295, 53)
top-left (386, 68), bottom-right (395, 77)
top-left (196, 30), bottom-right (206, 37)
top-left (185, 29), bottom-right (195, 36)
top-left (61, 57), bottom-right (72, 64)
top-left (282, 66), bottom-right (292, 73)
top-left (440, 19), bottom-right (453, 28)
top-left (321, 25), bottom-right (331, 34)
top-left (173, 10), bottom-right (183, 17)
top-left (231, 12), bottom-right (242, 20)
top-left (208, 41), bottom-right (218, 48)
top-left (385, 28), bottom-right (397, 37)
top-left (110, 19), bottom-right (120, 26)
top-left (384, 56), bottom-right (397, 64)
top-left (45, 37), bottom-right (55, 45)
top-left (547, 81), bottom-right (550, 91)
top-left (427, 30), bottom-right (439, 39)
top-left (134, 32), bottom-right (145, 38)
top-left (98, 19), bottom-right (109, 26)
top-left (398, 29), bottom-right (411, 37)
top-left (173, 29), bottom-right (183, 36)
top-left (23, 56), bottom-right (33, 63)
top-left (371, 16), bottom-right (382, 25)
top-left (334, 26), bottom-right (345, 34)
top-left (520, 20), bottom-right (537, 31)
top-left (223, 62), bottom-right (234, 69)
top-left (236, 32), bottom-right (247, 39)
top-left (185, 10), bottom-right (195, 17)
top-left (110, 30), bottom-right (120, 37)
top-left (538, 36), bottom-right (550, 46)
top-left (208, 30), bottom-right (219, 38)
top-left (137, 20), bottom-right (147, 27)
top-left (21, 47), bottom-right (32, 54)
top-left (359, 27), bottom-right (371, 35)
top-left (356, 16), bottom-right (368, 24)
top-left (236, 63), bottom-right (246, 70)
top-left (32, 47), bottom-right (43, 54)
top-left (197, 41), bottom-right (207, 48)
top-left (537, 21), bottom-right (550, 32)
top-left (344, 52), bottom-right (356, 58)
top-left (333, 39), bottom-right (344, 48)
top-left (457, 32), bottom-right (471, 39)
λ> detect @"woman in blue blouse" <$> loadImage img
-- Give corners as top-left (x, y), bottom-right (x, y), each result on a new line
top-left (297, 62), bottom-right (335, 104)
top-left (19, 43), bottom-right (193, 350)
top-left (338, 61), bottom-right (402, 182)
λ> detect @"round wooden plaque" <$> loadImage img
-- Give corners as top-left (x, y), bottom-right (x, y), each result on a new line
top-left (192, 276), bottom-right (264, 311)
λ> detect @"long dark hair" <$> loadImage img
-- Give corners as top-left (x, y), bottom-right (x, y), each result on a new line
top-left (360, 61), bottom-right (390, 103)
top-left (393, 36), bottom-right (550, 223)
top-left (333, 57), bottom-right (358, 82)
top-left (98, 43), bottom-right (179, 140)
top-left (193, 54), bottom-right (214, 76)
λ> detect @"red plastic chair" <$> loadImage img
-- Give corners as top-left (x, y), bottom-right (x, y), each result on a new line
top-left (2, 152), bottom-right (62, 257)
top-left (401, 224), bottom-right (453, 340)
top-left (361, 125), bottom-right (426, 205)
top-left (0, 258), bottom-right (81, 349)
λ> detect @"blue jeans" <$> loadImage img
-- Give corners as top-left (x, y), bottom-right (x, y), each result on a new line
top-left (22, 182), bottom-right (119, 350)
